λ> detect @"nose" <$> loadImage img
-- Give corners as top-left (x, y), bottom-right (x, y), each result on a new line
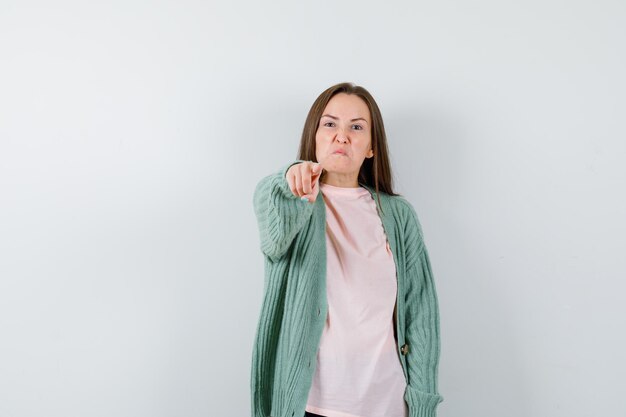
top-left (335, 127), bottom-right (349, 143)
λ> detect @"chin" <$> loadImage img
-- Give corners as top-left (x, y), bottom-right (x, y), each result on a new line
top-left (324, 166), bottom-right (354, 174)
top-left (326, 160), bottom-right (351, 172)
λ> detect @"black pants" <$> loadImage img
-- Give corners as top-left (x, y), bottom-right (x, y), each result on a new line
top-left (304, 412), bottom-right (326, 417)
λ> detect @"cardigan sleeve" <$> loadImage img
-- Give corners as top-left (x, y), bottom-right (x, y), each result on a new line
top-left (401, 202), bottom-right (444, 417)
top-left (252, 160), bottom-right (316, 263)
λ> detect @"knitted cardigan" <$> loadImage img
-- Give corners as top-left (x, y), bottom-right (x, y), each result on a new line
top-left (250, 161), bottom-right (444, 417)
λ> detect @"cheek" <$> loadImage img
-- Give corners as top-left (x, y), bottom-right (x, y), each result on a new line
top-left (315, 132), bottom-right (329, 148)
top-left (314, 134), bottom-right (325, 157)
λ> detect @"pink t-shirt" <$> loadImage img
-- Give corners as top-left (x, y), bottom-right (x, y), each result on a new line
top-left (305, 182), bottom-right (408, 417)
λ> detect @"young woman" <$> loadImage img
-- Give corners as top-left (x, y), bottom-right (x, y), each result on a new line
top-left (251, 82), bottom-right (444, 417)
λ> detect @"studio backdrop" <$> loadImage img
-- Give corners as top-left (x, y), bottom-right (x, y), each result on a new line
top-left (0, 1), bottom-right (624, 417)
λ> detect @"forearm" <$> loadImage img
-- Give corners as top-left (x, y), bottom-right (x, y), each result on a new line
top-left (252, 160), bottom-right (314, 262)
top-left (403, 245), bottom-right (444, 416)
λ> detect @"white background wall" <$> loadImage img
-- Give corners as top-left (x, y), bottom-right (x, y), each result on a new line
top-left (1, 1), bottom-right (625, 416)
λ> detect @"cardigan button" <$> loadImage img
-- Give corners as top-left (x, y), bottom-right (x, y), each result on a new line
top-left (317, 307), bottom-right (321, 316)
top-left (400, 343), bottom-right (409, 355)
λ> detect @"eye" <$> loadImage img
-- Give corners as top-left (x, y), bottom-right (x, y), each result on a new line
top-left (352, 124), bottom-right (363, 130)
top-left (323, 121), bottom-right (335, 127)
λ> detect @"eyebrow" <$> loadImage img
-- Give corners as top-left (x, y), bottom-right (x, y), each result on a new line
top-left (321, 114), bottom-right (369, 124)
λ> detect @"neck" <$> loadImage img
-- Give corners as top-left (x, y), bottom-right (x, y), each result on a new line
top-left (321, 171), bottom-right (360, 188)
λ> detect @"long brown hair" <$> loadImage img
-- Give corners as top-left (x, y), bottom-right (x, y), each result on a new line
top-left (297, 82), bottom-right (401, 209)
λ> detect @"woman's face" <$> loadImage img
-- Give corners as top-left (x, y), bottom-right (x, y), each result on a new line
top-left (315, 93), bottom-right (374, 176)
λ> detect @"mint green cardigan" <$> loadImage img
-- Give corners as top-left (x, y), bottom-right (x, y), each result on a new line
top-left (251, 161), bottom-right (444, 417)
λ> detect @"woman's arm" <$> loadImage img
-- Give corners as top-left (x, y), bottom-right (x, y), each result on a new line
top-left (252, 160), bottom-right (315, 263)
top-left (402, 202), bottom-right (444, 417)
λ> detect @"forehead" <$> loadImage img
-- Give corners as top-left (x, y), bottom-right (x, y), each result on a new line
top-left (322, 93), bottom-right (370, 120)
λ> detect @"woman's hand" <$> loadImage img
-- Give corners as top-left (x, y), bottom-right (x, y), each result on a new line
top-left (286, 161), bottom-right (323, 203)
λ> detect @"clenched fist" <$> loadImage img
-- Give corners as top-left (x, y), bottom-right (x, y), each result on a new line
top-left (285, 161), bottom-right (324, 203)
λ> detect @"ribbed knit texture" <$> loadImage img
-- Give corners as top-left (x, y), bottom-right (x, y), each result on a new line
top-left (251, 161), bottom-right (444, 417)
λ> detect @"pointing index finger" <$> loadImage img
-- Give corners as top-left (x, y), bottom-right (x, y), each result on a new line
top-left (315, 158), bottom-right (327, 173)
